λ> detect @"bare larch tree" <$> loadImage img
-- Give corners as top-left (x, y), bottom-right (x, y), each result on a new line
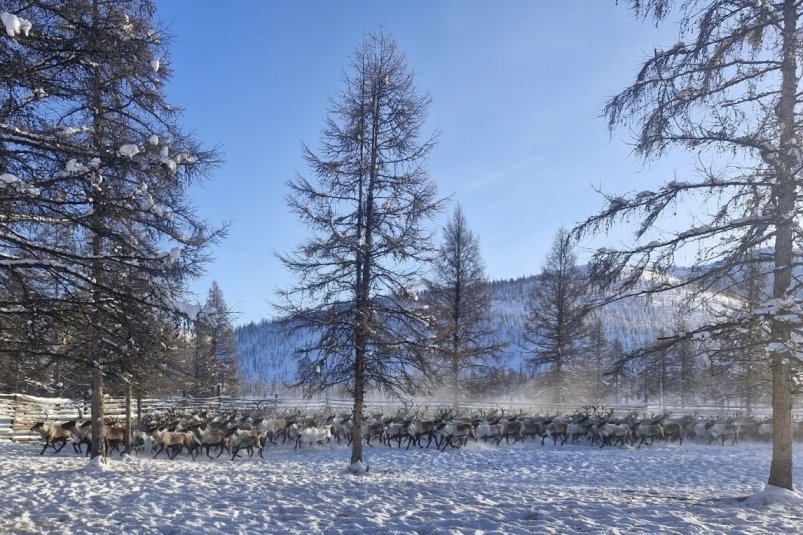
top-left (277, 31), bottom-right (445, 468)
top-left (195, 281), bottom-right (240, 396)
top-left (575, 0), bottom-right (801, 490)
top-left (426, 204), bottom-right (505, 410)
top-left (523, 228), bottom-right (590, 407)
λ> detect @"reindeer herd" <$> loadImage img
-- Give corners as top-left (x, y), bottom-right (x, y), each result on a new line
top-left (25, 405), bottom-right (798, 461)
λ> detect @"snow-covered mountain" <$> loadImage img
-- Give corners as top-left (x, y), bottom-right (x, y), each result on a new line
top-left (236, 270), bottom-right (741, 385)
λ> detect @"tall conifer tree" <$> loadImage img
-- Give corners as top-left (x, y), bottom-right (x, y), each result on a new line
top-left (427, 205), bottom-right (504, 409)
top-left (278, 31), bottom-right (445, 468)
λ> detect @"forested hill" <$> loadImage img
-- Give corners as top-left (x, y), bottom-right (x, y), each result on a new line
top-left (235, 270), bottom-right (739, 386)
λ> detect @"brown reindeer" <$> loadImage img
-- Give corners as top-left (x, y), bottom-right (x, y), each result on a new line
top-left (635, 422), bottom-right (665, 448)
top-left (103, 425), bottom-right (126, 455)
top-left (542, 419), bottom-right (569, 446)
top-left (62, 420), bottom-right (92, 455)
top-left (31, 421), bottom-right (73, 455)
top-left (194, 423), bottom-right (230, 458)
top-left (228, 429), bottom-right (264, 459)
top-left (151, 429), bottom-right (198, 460)
top-left (436, 421), bottom-right (476, 450)
top-left (405, 419), bottom-right (438, 449)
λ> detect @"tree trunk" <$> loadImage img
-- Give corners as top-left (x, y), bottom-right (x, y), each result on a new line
top-left (769, 356), bottom-right (794, 489)
top-left (124, 383), bottom-right (132, 455)
top-left (351, 347), bottom-right (365, 466)
top-left (90, 366), bottom-right (104, 459)
top-left (348, 70), bottom-right (382, 468)
top-left (88, 0), bottom-right (105, 463)
top-left (451, 357), bottom-right (460, 412)
top-left (768, 0), bottom-right (798, 492)
top-left (555, 347), bottom-right (563, 407)
top-left (744, 362), bottom-right (753, 418)
top-left (136, 387), bottom-right (142, 423)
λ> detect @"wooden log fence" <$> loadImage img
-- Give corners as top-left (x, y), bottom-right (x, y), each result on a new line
top-left (0, 392), bottom-right (790, 443)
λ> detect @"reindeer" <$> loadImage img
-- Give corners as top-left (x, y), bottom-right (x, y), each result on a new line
top-left (151, 429), bottom-right (199, 460)
top-left (62, 420), bottom-right (92, 455)
top-left (566, 408), bottom-right (595, 444)
top-left (704, 418), bottom-right (740, 445)
top-left (567, 420), bottom-right (592, 444)
top-left (30, 421), bottom-right (73, 455)
top-left (436, 420), bottom-right (476, 450)
top-left (591, 422), bottom-right (632, 448)
top-left (193, 422), bottom-right (230, 458)
top-left (295, 425), bottom-right (334, 451)
top-left (404, 419), bottom-right (438, 449)
top-left (657, 413), bottom-right (689, 445)
top-left (634, 422), bottom-right (665, 448)
top-left (382, 407), bottom-right (414, 446)
top-left (228, 429), bottom-right (264, 459)
top-left (542, 418), bottom-right (569, 446)
top-left (384, 420), bottom-right (411, 448)
top-left (358, 419), bottom-right (387, 447)
top-left (500, 419), bottom-right (525, 445)
top-left (475, 421), bottom-right (504, 445)
top-left (338, 415), bottom-right (354, 444)
top-left (102, 425), bottom-right (126, 455)
top-left (520, 417), bottom-right (546, 442)
top-left (254, 417), bottom-right (291, 446)
top-left (129, 430), bottom-right (150, 456)
top-left (330, 415), bottom-right (352, 445)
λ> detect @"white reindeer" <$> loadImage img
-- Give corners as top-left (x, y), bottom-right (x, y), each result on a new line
top-left (295, 425), bottom-right (334, 451)
top-left (591, 423), bottom-right (632, 448)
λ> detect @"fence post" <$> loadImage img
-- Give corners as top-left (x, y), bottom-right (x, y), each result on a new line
top-left (124, 383), bottom-right (132, 455)
top-left (11, 394), bottom-right (18, 442)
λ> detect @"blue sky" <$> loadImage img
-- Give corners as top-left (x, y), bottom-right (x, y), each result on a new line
top-left (154, 1), bottom-right (684, 326)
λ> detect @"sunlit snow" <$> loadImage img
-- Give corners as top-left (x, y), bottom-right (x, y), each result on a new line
top-left (118, 144), bottom-right (140, 158)
top-left (1, 440), bottom-right (801, 534)
top-left (1, 12), bottom-right (32, 37)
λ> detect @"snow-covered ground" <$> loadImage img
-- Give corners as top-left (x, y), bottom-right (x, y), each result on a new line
top-left (2, 439), bottom-right (803, 534)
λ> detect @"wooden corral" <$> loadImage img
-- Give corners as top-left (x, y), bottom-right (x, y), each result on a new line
top-left (0, 392), bottom-right (787, 444)
top-left (0, 393), bottom-right (347, 442)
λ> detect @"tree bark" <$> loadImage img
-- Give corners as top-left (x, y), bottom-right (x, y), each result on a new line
top-left (451, 356), bottom-right (460, 412)
top-left (351, 346), bottom-right (365, 466)
top-left (124, 383), bottom-right (132, 455)
top-left (90, 366), bottom-right (104, 459)
top-left (768, 0), bottom-right (798, 492)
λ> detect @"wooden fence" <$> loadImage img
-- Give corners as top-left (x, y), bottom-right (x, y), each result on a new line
top-left (0, 393), bottom-right (222, 443)
top-left (0, 393), bottom-right (355, 442)
top-left (0, 392), bottom-right (787, 443)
